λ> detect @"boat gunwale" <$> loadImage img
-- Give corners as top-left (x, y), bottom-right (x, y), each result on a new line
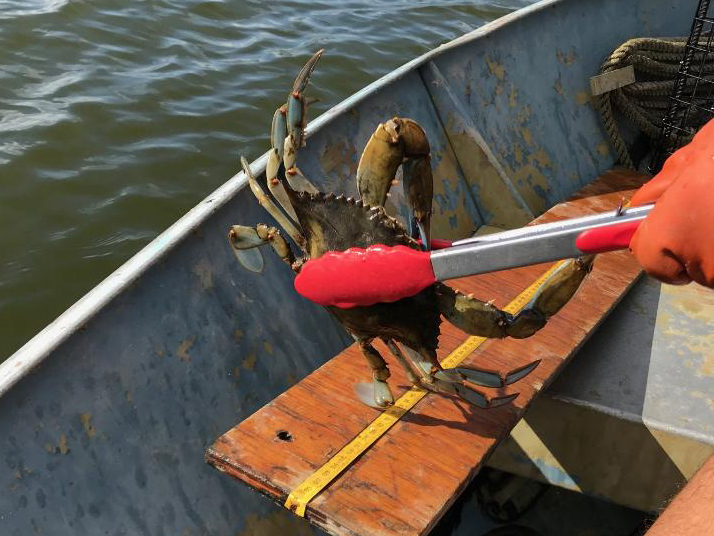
top-left (0, 0), bottom-right (562, 397)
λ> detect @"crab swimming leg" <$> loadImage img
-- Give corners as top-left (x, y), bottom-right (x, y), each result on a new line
top-left (229, 224), bottom-right (297, 269)
top-left (434, 256), bottom-right (594, 392)
top-left (356, 117), bottom-right (433, 249)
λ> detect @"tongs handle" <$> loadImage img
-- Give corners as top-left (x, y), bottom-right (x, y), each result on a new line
top-left (575, 219), bottom-right (642, 254)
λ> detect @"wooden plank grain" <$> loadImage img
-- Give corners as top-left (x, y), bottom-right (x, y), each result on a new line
top-left (207, 170), bottom-right (650, 536)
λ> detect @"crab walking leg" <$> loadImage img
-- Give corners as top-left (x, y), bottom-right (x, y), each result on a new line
top-left (240, 157), bottom-right (305, 250)
top-left (271, 105), bottom-right (289, 159)
top-left (352, 338), bottom-right (395, 408)
top-left (266, 148), bottom-right (299, 222)
top-left (266, 106), bottom-right (300, 222)
top-left (383, 338), bottom-right (421, 385)
top-left (286, 166), bottom-right (319, 194)
top-left (400, 344), bottom-right (518, 408)
top-left (229, 224), bottom-right (297, 268)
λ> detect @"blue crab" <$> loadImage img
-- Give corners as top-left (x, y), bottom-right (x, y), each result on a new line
top-left (229, 50), bottom-right (593, 409)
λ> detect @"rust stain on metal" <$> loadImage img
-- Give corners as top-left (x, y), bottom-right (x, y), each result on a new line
top-left (514, 144), bottom-right (525, 165)
top-left (597, 142), bottom-right (610, 157)
top-left (508, 84), bottom-right (518, 108)
top-left (177, 337), bottom-right (195, 362)
top-left (575, 92), bottom-right (590, 105)
top-left (691, 391), bottom-right (714, 412)
top-left (554, 79), bottom-right (565, 96)
top-left (263, 341), bottom-right (274, 354)
top-left (234, 328), bottom-right (244, 341)
top-left (531, 149), bottom-right (554, 169)
top-left (319, 139), bottom-right (359, 181)
top-left (58, 434), bottom-right (69, 454)
top-left (485, 55), bottom-right (506, 81)
top-left (556, 48), bottom-right (577, 65)
top-left (699, 353), bottom-right (714, 376)
top-left (193, 258), bottom-right (214, 290)
top-left (521, 126), bottom-right (534, 146)
top-left (435, 108), bottom-right (531, 228)
top-left (495, 100), bottom-right (556, 214)
top-left (242, 352), bottom-right (257, 371)
top-left (81, 413), bottom-right (96, 438)
top-left (504, 156), bottom-right (552, 214)
top-left (430, 145), bottom-right (479, 238)
top-left (44, 434), bottom-right (70, 455)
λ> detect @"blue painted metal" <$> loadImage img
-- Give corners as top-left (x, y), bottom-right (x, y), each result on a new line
top-left (489, 276), bottom-right (714, 513)
top-left (0, 1), bottom-right (694, 535)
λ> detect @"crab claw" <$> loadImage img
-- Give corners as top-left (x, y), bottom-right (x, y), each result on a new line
top-left (354, 380), bottom-right (394, 409)
top-left (416, 220), bottom-right (431, 251)
top-left (287, 49), bottom-right (324, 149)
top-left (402, 156), bottom-right (433, 251)
top-left (292, 48), bottom-right (324, 94)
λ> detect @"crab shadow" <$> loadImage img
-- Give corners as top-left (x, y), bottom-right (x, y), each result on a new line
top-left (392, 382), bottom-right (517, 439)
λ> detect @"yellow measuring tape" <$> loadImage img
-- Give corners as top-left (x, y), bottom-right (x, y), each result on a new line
top-left (284, 261), bottom-right (566, 516)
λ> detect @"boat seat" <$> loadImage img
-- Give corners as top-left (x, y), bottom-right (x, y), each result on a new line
top-left (206, 168), bottom-right (648, 536)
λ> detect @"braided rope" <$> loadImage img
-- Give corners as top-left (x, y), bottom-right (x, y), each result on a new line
top-left (597, 37), bottom-right (714, 168)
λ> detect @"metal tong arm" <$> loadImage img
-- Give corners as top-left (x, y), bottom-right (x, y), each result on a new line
top-left (430, 204), bottom-right (653, 281)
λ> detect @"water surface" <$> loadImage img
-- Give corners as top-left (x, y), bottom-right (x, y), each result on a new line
top-left (0, 0), bottom-right (532, 359)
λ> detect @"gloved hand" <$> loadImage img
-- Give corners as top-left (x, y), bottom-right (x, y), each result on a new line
top-left (629, 119), bottom-right (714, 287)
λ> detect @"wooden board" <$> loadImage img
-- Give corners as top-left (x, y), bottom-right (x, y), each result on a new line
top-left (207, 169), bottom-right (650, 536)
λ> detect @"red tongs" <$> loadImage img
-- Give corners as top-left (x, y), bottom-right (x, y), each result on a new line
top-left (294, 203), bottom-right (652, 309)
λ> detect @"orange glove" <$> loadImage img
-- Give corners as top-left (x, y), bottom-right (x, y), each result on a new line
top-left (629, 119), bottom-right (714, 287)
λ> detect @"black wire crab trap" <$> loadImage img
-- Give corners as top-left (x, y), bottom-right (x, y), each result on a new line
top-left (651, 0), bottom-right (714, 171)
top-left (596, 0), bottom-right (714, 172)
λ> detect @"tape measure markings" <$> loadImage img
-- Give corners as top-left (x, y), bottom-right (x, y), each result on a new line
top-left (284, 261), bottom-right (565, 517)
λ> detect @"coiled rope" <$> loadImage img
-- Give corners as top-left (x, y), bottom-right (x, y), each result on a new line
top-left (597, 37), bottom-right (714, 169)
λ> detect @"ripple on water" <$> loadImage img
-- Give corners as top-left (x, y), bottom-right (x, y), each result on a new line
top-left (0, 0), bottom-right (69, 19)
top-left (0, 0), bottom-right (530, 359)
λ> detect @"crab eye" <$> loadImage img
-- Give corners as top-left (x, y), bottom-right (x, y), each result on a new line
top-left (233, 247), bottom-right (264, 274)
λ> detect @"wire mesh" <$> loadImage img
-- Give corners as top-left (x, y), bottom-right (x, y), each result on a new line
top-left (651, 0), bottom-right (714, 171)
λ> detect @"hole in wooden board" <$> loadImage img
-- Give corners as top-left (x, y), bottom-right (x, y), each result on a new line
top-left (276, 430), bottom-right (293, 442)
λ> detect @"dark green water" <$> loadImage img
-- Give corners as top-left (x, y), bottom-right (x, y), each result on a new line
top-left (0, 0), bottom-right (529, 359)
